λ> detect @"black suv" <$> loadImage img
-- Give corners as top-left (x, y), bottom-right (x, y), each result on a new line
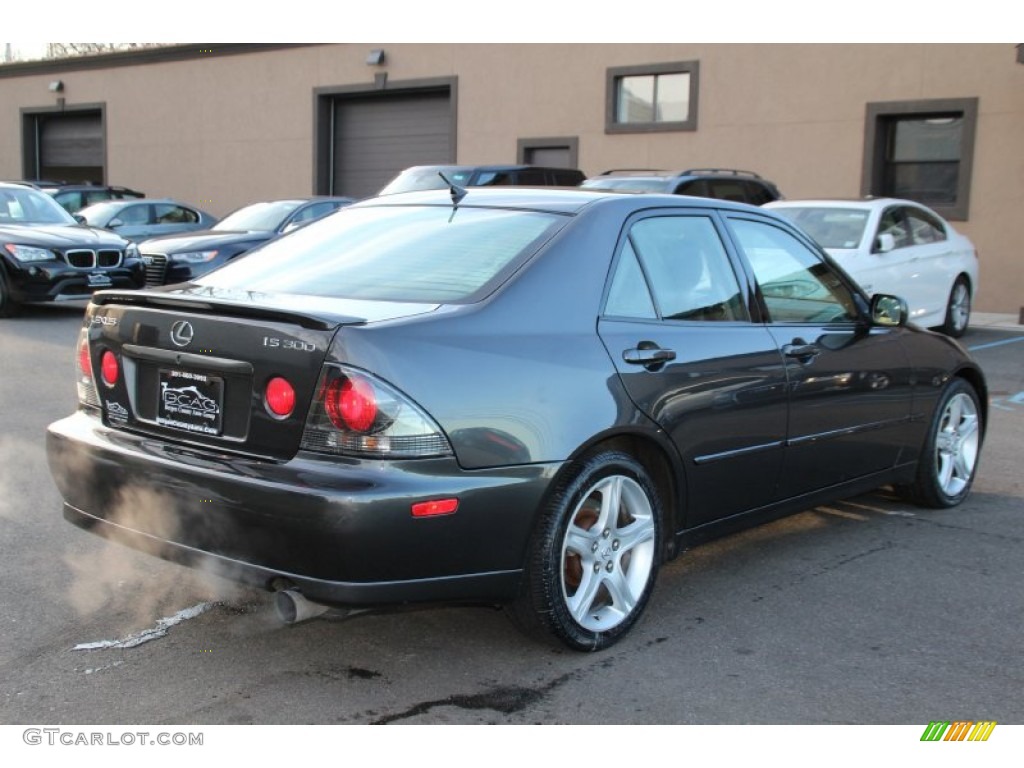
top-left (582, 168), bottom-right (783, 205)
top-left (22, 181), bottom-right (146, 214)
top-left (0, 182), bottom-right (142, 317)
top-left (379, 164), bottom-right (585, 195)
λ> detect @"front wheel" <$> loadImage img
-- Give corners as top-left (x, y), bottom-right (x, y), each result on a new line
top-left (940, 277), bottom-right (971, 338)
top-left (509, 451), bottom-right (662, 651)
top-left (901, 378), bottom-right (983, 508)
top-left (0, 269), bottom-right (21, 318)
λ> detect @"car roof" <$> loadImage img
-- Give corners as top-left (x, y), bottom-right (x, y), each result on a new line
top-left (356, 186), bottom-right (764, 216)
top-left (403, 164), bottom-right (579, 173)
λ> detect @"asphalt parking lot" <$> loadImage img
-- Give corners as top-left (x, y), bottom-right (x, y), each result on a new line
top-left (1, 303), bottom-right (1022, 725)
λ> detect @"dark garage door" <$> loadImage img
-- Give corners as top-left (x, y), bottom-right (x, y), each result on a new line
top-left (331, 90), bottom-right (453, 199)
top-left (32, 112), bottom-right (104, 183)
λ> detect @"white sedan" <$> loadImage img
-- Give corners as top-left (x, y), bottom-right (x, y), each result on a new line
top-left (766, 198), bottom-right (979, 337)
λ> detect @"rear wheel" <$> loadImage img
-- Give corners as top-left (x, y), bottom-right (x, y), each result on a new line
top-left (901, 378), bottom-right (982, 508)
top-left (509, 451), bottom-right (661, 651)
top-left (940, 277), bottom-right (970, 338)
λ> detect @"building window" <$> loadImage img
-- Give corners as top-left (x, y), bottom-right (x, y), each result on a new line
top-left (862, 98), bottom-right (978, 221)
top-left (606, 61), bottom-right (699, 134)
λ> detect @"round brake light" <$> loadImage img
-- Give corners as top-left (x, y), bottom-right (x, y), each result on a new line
top-left (326, 375), bottom-right (377, 432)
top-left (265, 377), bottom-right (296, 417)
top-left (100, 350), bottom-right (119, 386)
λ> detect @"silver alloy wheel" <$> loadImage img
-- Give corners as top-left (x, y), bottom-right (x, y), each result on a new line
top-left (560, 474), bottom-right (656, 632)
top-left (948, 280), bottom-right (970, 334)
top-left (934, 392), bottom-right (981, 498)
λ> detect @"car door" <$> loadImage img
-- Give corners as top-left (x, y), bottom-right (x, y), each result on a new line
top-left (901, 205), bottom-right (959, 320)
top-left (852, 205), bottom-right (928, 314)
top-left (597, 211), bottom-right (790, 528)
top-left (724, 213), bottom-right (914, 498)
top-left (106, 202), bottom-right (155, 241)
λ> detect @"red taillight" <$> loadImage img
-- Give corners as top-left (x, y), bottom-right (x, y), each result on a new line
top-left (265, 376), bottom-right (296, 417)
top-left (411, 498), bottom-right (459, 518)
top-left (78, 340), bottom-right (92, 378)
top-left (100, 350), bottom-right (119, 386)
top-left (326, 375), bottom-right (377, 432)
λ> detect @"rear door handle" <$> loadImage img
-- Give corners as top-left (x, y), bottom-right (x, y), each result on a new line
top-left (623, 343), bottom-right (676, 368)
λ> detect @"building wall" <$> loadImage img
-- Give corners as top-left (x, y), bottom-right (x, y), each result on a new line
top-left (1, 43), bottom-right (1021, 312)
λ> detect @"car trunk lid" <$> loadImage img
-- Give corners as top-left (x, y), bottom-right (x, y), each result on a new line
top-left (85, 288), bottom-right (438, 460)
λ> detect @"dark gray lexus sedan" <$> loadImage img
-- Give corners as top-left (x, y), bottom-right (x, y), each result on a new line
top-left (46, 188), bottom-right (986, 650)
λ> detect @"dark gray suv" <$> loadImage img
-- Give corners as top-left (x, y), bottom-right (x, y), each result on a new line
top-left (583, 168), bottom-right (783, 205)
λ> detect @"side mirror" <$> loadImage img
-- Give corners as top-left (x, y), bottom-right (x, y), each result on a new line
top-left (875, 232), bottom-right (895, 253)
top-left (870, 294), bottom-right (908, 327)
top-left (108, 218), bottom-right (124, 229)
top-left (73, 214), bottom-right (87, 225)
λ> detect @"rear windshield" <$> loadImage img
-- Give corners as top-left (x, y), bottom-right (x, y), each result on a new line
top-left (197, 204), bottom-right (568, 303)
top-left (771, 207), bottom-right (869, 249)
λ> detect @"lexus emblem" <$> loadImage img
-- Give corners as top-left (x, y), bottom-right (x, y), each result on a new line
top-left (169, 320), bottom-right (194, 348)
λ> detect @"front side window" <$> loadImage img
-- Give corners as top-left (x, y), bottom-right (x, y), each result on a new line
top-left (730, 218), bottom-right (858, 324)
top-left (877, 207), bottom-right (912, 250)
top-left (606, 61), bottom-right (699, 134)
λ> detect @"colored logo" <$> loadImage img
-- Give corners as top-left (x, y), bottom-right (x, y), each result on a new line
top-left (921, 721), bottom-right (996, 742)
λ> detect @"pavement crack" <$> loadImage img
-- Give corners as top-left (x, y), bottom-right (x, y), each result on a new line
top-left (370, 673), bottom-right (572, 724)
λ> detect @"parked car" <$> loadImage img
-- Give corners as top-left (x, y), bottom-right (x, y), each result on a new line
top-left (78, 199), bottom-right (217, 242)
top-left (766, 198), bottom-right (979, 337)
top-left (0, 182), bottom-right (141, 317)
top-left (137, 197), bottom-right (354, 287)
top-left (379, 164), bottom-right (585, 195)
top-left (47, 188), bottom-right (986, 651)
top-left (31, 181), bottom-right (146, 214)
top-left (582, 168), bottom-right (783, 205)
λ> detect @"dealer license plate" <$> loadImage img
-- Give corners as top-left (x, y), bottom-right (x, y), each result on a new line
top-left (156, 369), bottom-right (224, 436)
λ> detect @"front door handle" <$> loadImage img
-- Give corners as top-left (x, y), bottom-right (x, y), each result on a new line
top-left (782, 339), bottom-right (820, 362)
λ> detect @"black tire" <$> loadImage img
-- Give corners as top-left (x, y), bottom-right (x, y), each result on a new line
top-left (900, 378), bottom-right (983, 508)
top-left (508, 451), bottom-right (662, 651)
top-left (940, 277), bottom-right (971, 338)
top-left (0, 269), bottom-right (21, 318)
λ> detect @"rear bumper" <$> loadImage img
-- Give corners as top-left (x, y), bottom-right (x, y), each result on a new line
top-left (47, 411), bottom-right (562, 607)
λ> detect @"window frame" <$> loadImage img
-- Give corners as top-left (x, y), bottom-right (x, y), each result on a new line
top-left (861, 98), bottom-right (978, 221)
top-left (605, 61), bottom-right (700, 134)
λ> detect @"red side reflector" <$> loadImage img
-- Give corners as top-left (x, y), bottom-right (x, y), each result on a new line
top-left (78, 341), bottom-right (92, 378)
top-left (100, 350), bottom-right (119, 386)
top-left (265, 377), bottom-right (296, 417)
top-left (411, 498), bottom-right (459, 518)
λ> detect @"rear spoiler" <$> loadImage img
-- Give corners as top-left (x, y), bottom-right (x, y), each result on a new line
top-left (90, 289), bottom-right (367, 331)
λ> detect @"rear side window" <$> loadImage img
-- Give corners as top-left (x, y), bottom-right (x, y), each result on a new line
top-left (610, 216), bottom-right (747, 322)
top-left (199, 205), bottom-right (567, 303)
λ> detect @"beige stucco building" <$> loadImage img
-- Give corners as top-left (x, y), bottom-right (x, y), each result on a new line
top-left (1, 43), bottom-right (1021, 313)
